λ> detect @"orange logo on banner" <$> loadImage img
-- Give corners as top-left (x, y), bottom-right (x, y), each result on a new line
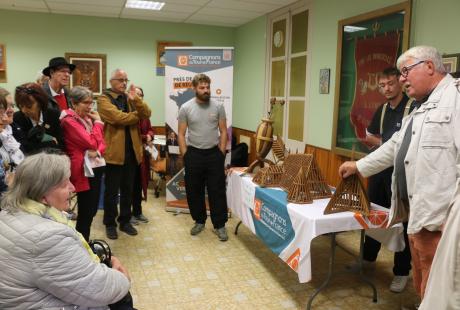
top-left (216, 89), bottom-right (222, 95)
top-left (177, 55), bottom-right (188, 66)
top-left (286, 248), bottom-right (300, 271)
top-left (254, 199), bottom-right (262, 220)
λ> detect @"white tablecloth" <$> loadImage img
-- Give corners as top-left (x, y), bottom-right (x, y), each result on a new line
top-left (227, 169), bottom-right (404, 283)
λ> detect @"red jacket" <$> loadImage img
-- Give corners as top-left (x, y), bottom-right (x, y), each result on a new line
top-left (60, 109), bottom-right (106, 192)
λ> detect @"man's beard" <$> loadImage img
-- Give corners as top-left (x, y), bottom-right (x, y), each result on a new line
top-left (197, 92), bottom-right (210, 102)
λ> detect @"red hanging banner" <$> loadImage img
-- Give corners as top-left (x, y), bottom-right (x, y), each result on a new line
top-left (350, 32), bottom-right (400, 148)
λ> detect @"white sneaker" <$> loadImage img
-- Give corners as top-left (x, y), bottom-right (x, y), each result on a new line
top-left (390, 275), bottom-right (408, 293)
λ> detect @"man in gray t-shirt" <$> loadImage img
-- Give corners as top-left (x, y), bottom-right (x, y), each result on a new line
top-left (177, 73), bottom-right (229, 241)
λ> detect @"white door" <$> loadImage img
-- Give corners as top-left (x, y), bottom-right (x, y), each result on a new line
top-left (268, 5), bottom-right (310, 153)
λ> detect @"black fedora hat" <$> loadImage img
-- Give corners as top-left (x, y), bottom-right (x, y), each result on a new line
top-left (42, 57), bottom-right (76, 77)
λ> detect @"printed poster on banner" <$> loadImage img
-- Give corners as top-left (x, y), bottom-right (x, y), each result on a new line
top-left (164, 47), bottom-right (233, 212)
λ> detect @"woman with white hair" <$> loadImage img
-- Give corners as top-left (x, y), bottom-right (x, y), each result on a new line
top-left (0, 153), bottom-right (130, 309)
top-left (61, 86), bottom-right (106, 241)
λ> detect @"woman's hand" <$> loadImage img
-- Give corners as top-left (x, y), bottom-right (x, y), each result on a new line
top-left (88, 111), bottom-right (101, 122)
top-left (111, 256), bottom-right (130, 281)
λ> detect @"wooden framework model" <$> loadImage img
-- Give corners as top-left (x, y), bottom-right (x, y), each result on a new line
top-left (272, 135), bottom-right (288, 163)
top-left (280, 153), bottom-right (332, 204)
top-left (252, 165), bottom-right (284, 187)
top-left (287, 167), bottom-right (312, 203)
top-left (324, 174), bottom-right (370, 216)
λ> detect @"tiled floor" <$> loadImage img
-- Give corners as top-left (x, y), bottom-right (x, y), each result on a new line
top-left (89, 192), bottom-right (419, 310)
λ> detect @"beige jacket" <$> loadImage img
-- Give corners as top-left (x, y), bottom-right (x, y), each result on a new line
top-left (357, 75), bottom-right (460, 234)
top-left (97, 90), bottom-right (151, 165)
top-left (420, 180), bottom-right (460, 310)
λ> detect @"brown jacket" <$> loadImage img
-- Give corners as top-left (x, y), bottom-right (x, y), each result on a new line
top-left (97, 90), bottom-right (151, 165)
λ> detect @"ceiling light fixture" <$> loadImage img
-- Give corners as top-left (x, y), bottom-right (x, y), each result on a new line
top-left (125, 0), bottom-right (165, 10)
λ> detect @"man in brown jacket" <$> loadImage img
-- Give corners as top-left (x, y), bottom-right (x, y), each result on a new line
top-left (98, 69), bottom-right (151, 239)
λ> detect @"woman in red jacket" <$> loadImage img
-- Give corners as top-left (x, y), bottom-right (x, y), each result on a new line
top-left (60, 86), bottom-right (106, 241)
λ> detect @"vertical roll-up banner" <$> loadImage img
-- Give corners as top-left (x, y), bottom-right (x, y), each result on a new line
top-left (164, 47), bottom-right (233, 212)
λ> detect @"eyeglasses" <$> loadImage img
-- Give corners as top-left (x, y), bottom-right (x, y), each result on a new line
top-left (15, 86), bottom-right (37, 95)
top-left (111, 78), bottom-right (130, 83)
top-left (80, 99), bottom-right (95, 106)
top-left (400, 60), bottom-right (425, 77)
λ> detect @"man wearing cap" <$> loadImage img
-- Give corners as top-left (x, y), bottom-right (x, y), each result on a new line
top-left (42, 57), bottom-right (75, 111)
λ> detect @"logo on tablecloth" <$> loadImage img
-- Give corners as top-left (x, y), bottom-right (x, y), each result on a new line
top-left (251, 187), bottom-right (295, 255)
top-left (354, 209), bottom-right (389, 229)
top-left (286, 248), bottom-right (301, 272)
top-left (254, 199), bottom-right (262, 220)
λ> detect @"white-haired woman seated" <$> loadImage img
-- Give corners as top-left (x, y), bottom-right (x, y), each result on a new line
top-left (0, 152), bottom-right (130, 309)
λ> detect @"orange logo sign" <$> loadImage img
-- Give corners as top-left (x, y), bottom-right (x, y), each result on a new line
top-left (177, 55), bottom-right (188, 66)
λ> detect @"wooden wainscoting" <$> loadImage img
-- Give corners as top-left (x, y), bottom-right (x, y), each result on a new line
top-left (305, 144), bottom-right (368, 188)
top-left (153, 125), bottom-right (256, 165)
top-left (152, 126), bottom-right (166, 136)
top-left (232, 127), bottom-right (256, 165)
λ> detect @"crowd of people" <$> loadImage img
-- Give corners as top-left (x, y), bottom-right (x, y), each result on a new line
top-left (0, 45), bottom-right (459, 309)
top-left (0, 56), bottom-right (156, 308)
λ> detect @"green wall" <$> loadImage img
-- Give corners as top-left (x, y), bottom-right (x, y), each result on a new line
top-left (1, 0), bottom-right (459, 141)
top-left (0, 10), bottom-right (234, 125)
top-left (308, 0), bottom-right (460, 149)
top-left (233, 15), bottom-right (267, 130)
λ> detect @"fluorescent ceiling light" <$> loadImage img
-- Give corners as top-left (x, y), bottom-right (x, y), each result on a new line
top-left (344, 26), bottom-right (367, 33)
top-left (125, 0), bottom-right (165, 10)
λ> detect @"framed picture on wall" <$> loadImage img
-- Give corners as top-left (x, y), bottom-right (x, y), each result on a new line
top-left (65, 53), bottom-right (107, 96)
top-left (442, 53), bottom-right (460, 73)
top-left (0, 44), bottom-right (5, 71)
top-left (319, 68), bottom-right (330, 94)
top-left (331, 1), bottom-right (412, 158)
top-left (0, 44), bottom-right (6, 82)
top-left (156, 41), bottom-right (192, 76)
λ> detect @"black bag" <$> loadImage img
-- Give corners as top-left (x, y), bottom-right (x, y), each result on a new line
top-left (88, 240), bottom-right (136, 310)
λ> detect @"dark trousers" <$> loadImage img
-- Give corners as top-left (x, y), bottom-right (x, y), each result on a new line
top-left (76, 167), bottom-right (104, 241)
top-left (132, 164), bottom-right (143, 217)
top-left (364, 168), bottom-right (412, 276)
top-left (103, 149), bottom-right (137, 227)
top-left (184, 146), bottom-right (228, 229)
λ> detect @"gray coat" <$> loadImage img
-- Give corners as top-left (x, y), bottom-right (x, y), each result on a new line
top-left (0, 209), bottom-right (130, 309)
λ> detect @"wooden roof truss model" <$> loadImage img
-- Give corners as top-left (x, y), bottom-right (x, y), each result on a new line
top-left (324, 174), bottom-right (370, 216)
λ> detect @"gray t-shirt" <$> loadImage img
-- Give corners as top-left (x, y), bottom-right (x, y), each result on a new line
top-left (178, 99), bottom-right (226, 149)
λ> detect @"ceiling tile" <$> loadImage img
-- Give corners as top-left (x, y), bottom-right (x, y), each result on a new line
top-left (45, 0), bottom-right (124, 6)
top-left (164, 0), bottom-right (210, 5)
top-left (161, 3), bottom-right (202, 13)
top-left (51, 10), bottom-right (119, 18)
top-left (186, 13), bottom-right (251, 25)
top-left (245, 0), bottom-right (299, 5)
top-left (196, 7), bottom-right (260, 19)
top-left (121, 8), bottom-right (190, 19)
top-left (207, 0), bottom-right (279, 13)
top-left (185, 20), bottom-right (239, 28)
top-left (47, 2), bottom-right (120, 14)
top-left (0, 0), bottom-right (48, 10)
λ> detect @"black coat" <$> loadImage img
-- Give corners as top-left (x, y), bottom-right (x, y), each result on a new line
top-left (42, 82), bottom-right (71, 111)
top-left (12, 108), bottom-right (64, 155)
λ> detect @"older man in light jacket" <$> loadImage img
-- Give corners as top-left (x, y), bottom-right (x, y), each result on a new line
top-left (339, 45), bottom-right (460, 302)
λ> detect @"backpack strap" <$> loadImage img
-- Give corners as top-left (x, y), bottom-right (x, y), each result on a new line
top-left (379, 103), bottom-right (388, 134)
